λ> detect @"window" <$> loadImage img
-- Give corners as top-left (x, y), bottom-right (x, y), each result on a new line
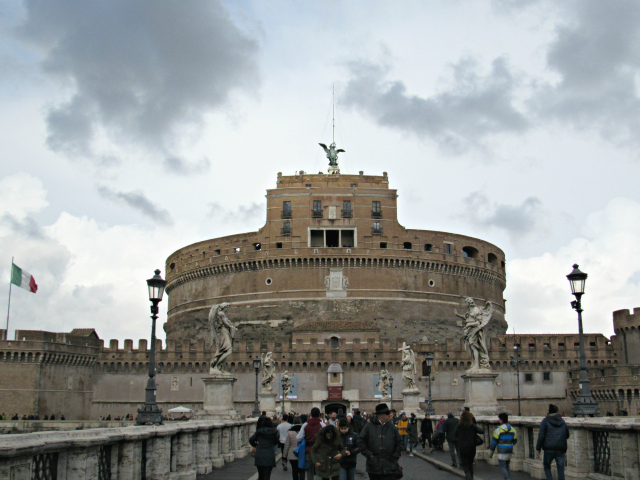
top-left (305, 184), bottom-right (311, 188)
top-left (543, 372), bottom-right (551, 381)
top-left (487, 253), bottom-right (499, 265)
top-left (372, 201), bottom-right (382, 217)
top-left (574, 342), bottom-right (580, 347)
top-left (214, 249), bottom-right (221, 255)
top-left (282, 201), bottom-right (292, 218)
top-left (403, 242), bottom-right (412, 250)
top-left (445, 243), bottom-right (452, 255)
top-left (308, 229), bottom-right (356, 248)
top-left (525, 373), bottom-right (533, 382)
top-left (529, 343), bottom-right (535, 349)
top-left (543, 342), bottom-right (550, 348)
top-left (234, 247), bottom-right (241, 253)
top-left (253, 243), bottom-right (261, 251)
top-left (380, 242), bottom-right (387, 248)
top-left (282, 222), bottom-right (291, 235)
top-left (350, 184), bottom-right (357, 188)
top-left (341, 230), bottom-right (354, 247)
top-left (590, 342), bottom-right (596, 347)
top-left (342, 200), bottom-right (352, 218)
top-left (170, 262), bottom-right (175, 270)
top-left (312, 200), bottom-right (322, 218)
top-left (558, 342), bottom-right (565, 347)
top-left (331, 337), bottom-right (339, 349)
top-left (276, 242), bottom-right (283, 249)
top-left (600, 369), bottom-right (605, 377)
top-left (310, 230), bottom-right (324, 247)
top-left (425, 244), bottom-right (433, 252)
top-left (462, 246), bottom-right (479, 258)
top-left (326, 230), bottom-right (339, 247)
top-left (372, 221), bottom-right (382, 235)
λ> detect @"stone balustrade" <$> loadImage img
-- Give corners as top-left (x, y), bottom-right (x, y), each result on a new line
top-left (470, 415), bottom-right (640, 479)
top-left (0, 417), bottom-right (257, 480)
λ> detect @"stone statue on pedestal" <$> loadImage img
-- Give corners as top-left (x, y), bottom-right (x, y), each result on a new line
top-left (209, 303), bottom-right (236, 375)
top-left (377, 369), bottom-right (390, 398)
top-left (398, 342), bottom-right (419, 392)
top-left (261, 352), bottom-right (276, 393)
top-left (455, 298), bottom-right (493, 372)
top-left (282, 371), bottom-right (292, 398)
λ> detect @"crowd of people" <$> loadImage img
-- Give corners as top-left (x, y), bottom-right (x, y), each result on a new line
top-left (2, 412), bottom-right (65, 420)
top-left (249, 402), bottom-right (569, 480)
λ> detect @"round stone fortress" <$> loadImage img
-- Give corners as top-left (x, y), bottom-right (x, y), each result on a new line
top-left (164, 170), bottom-right (507, 348)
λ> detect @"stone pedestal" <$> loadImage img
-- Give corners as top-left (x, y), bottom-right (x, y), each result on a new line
top-left (401, 389), bottom-right (422, 417)
top-left (461, 370), bottom-right (507, 416)
top-left (194, 374), bottom-right (241, 420)
top-left (259, 392), bottom-right (278, 417)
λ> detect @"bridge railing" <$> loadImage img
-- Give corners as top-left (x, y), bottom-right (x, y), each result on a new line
top-left (472, 415), bottom-right (640, 479)
top-left (0, 417), bottom-right (257, 480)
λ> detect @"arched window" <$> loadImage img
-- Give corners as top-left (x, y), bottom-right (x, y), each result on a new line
top-left (331, 337), bottom-right (339, 349)
top-left (487, 253), bottom-right (499, 265)
top-left (462, 246), bottom-right (479, 259)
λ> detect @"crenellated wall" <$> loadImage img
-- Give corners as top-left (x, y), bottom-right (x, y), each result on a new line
top-left (613, 307), bottom-right (640, 365)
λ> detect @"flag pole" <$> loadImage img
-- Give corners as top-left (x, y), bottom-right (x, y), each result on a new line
top-left (6, 257), bottom-right (13, 341)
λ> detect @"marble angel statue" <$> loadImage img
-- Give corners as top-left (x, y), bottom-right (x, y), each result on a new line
top-left (209, 302), bottom-right (235, 375)
top-left (455, 297), bottom-right (493, 371)
top-left (261, 351), bottom-right (276, 393)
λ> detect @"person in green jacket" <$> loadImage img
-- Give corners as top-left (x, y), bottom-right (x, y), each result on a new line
top-left (311, 425), bottom-right (345, 480)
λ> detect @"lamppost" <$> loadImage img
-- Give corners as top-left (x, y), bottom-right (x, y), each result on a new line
top-left (567, 264), bottom-right (600, 417)
top-left (252, 356), bottom-right (261, 417)
top-left (136, 269), bottom-right (166, 425)
top-left (425, 353), bottom-right (435, 415)
top-left (510, 346), bottom-right (524, 416)
top-left (281, 376), bottom-right (286, 417)
top-left (388, 374), bottom-right (394, 411)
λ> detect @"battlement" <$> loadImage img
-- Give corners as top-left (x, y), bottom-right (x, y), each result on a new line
top-left (276, 171), bottom-right (389, 189)
top-left (613, 308), bottom-right (640, 331)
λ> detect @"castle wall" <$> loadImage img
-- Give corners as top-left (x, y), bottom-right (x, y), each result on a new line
top-left (613, 308), bottom-right (640, 365)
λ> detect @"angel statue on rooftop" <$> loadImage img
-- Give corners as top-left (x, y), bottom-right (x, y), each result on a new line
top-left (454, 298), bottom-right (493, 372)
top-left (319, 142), bottom-right (345, 167)
top-left (209, 302), bottom-right (236, 375)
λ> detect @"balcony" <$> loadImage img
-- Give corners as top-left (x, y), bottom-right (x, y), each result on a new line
top-left (372, 227), bottom-right (383, 235)
top-left (341, 210), bottom-right (353, 218)
top-left (312, 210), bottom-right (323, 218)
top-left (372, 211), bottom-right (382, 218)
top-left (281, 211), bottom-right (292, 219)
top-left (281, 227), bottom-right (292, 236)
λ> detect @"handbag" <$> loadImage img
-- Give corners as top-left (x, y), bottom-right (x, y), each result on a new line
top-left (294, 439), bottom-right (310, 469)
top-left (475, 434), bottom-right (484, 446)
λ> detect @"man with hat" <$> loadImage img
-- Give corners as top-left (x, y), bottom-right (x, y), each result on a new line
top-left (357, 403), bottom-right (402, 480)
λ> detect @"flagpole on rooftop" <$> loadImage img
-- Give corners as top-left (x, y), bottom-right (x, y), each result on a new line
top-left (6, 257), bottom-right (13, 341)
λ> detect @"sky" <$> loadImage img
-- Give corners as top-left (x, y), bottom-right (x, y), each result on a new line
top-left (1, 0), bottom-right (640, 343)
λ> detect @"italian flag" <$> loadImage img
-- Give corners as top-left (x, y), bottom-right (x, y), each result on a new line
top-left (11, 263), bottom-right (38, 293)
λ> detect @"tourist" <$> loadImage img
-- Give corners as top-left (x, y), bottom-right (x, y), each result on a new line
top-left (454, 410), bottom-right (484, 480)
top-left (357, 403), bottom-right (402, 480)
top-left (296, 407), bottom-right (325, 480)
top-left (328, 411), bottom-right (338, 426)
top-left (487, 413), bottom-right (518, 480)
top-left (249, 416), bottom-right (279, 480)
top-left (407, 413), bottom-right (419, 456)
top-left (396, 413), bottom-right (409, 453)
top-left (421, 413), bottom-right (433, 451)
top-left (442, 411), bottom-right (461, 467)
top-left (337, 419), bottom-right (359, 480)
top-left (283, 416), bottom-right (305, 480)
top-left (310, 425), bottom-right (344, 480)
top-left (50, 414), bottom-right (55, 420)
top-left (60, 414), bottom-right (65, 420)
top-left (351, 409), bottom-right (365, 434)
top-left (44, 414), bottom-right (49, 420)
top-left (11, 414), bottom-right (18, 420)
top-left (464, 407), bottom-right (477, 424)
top-left (34, 414), bottom-right (40, 420)
top-left (536, 404), bottom-right (569, 480)
top-left (277, 414), bottom-right (293, 471)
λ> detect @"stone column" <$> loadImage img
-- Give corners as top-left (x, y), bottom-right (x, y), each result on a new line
top-left (221, 425), bottom-right (235, 463)
top-left (176, 429), bottom-right (197, 480)
top-left (510, 424), bottom-right (526, 471)
top-left (210, 427), bottom-right (225, 468)
top-left (116, 440), bottom-right (138, 479)
top-left (148, 434), bottom-right (172, 480)
top-left (564, 423), bottom-right (590, 478)
top-left (401, 388), bottom-right (421, 417)
top-left (66, 446), bottom-right (99, 480)
top-left (232, 424), bottom-right (248, 458)
top-left (259, 392), bottom-right (278, 417)
top-left (195, 428), bottom-right (212, 475)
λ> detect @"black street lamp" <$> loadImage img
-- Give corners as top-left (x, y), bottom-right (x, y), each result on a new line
top-left (252, 356), bottom-right (261, 418)
top-left (136, 269), bottom-right (166, 425)
top-left (281, 376), bottom-right (286, 417)
top-left (567, 264), bottom-right (600, 417)
top-left (510, 346), bottom-right (524, 416)
top-left (388, 374), bottom-right (394, 411)
top-left (425, 353), bottom-right (435, 415)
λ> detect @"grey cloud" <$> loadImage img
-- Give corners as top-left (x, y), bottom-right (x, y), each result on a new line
top-left (164, 156), bottom-right (211, 176)
top-left (341, 56), bottom-right (529, 154)
top-left (462, 192), bottom-right (543, 236)
top-left (533, 1), bottom-right (640, 145)
top-left (207, 202), bottom-right (265, 224)
top-left (0, 214), bottom-right (45, 239)
top-left (98, 186), bottom-right (173, 225)
top-left (18, 0), bottom-right (259, 162)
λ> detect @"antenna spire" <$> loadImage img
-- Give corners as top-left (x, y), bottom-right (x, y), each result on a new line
top-left (332, 85), bottom-right (335, 144)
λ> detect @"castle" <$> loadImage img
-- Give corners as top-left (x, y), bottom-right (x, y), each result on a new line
top-left (1, 169), bottom-right (638, 419)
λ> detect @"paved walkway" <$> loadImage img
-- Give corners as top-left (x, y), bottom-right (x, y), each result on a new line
top-left (197, 448), bottom-right (536, 480)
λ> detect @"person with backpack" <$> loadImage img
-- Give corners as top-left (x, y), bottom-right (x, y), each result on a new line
top-left (311, 424), bottom-right (345, 480)
top-left (297, 407), bottom-right (326, 480)
top-left (487, 413), bottom-right (518, 480)
top-left (536, 404), bottom-right (570, 480)
top-left (337, 419), bottom-right (359, 480)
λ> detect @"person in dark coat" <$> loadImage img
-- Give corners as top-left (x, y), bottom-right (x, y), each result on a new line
top-left (407, 413), bottom-right (419, 456)
top-left (536, 404), bottom-right (570, 480)
top-left (421, 414), bottom-right (433, 450)
top-left (338, 419), bottom-right (359, 480)
top-left (351, 409), bottom-right (366, 434)
top-left (357, 403), bottom-right (403, 480)
top-left (310, 425), bottom-right (344, 480)
top-left (442, 411), bottom-right (461, 467)
top-left (250, 417), bottom-right (280, 480)
top-left (455, 410), bottom-right (484, 480)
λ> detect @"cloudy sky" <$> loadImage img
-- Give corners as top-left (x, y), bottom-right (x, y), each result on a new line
top-left (1, 0), bottom-right (639, 343)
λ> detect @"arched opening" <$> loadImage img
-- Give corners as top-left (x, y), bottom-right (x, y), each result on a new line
top-left (330, 337), bottom-right (339, 349)
top-left (487, 253), bottom-right (498, 265)
top-left (462, 246), bottom-right (479, 259)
